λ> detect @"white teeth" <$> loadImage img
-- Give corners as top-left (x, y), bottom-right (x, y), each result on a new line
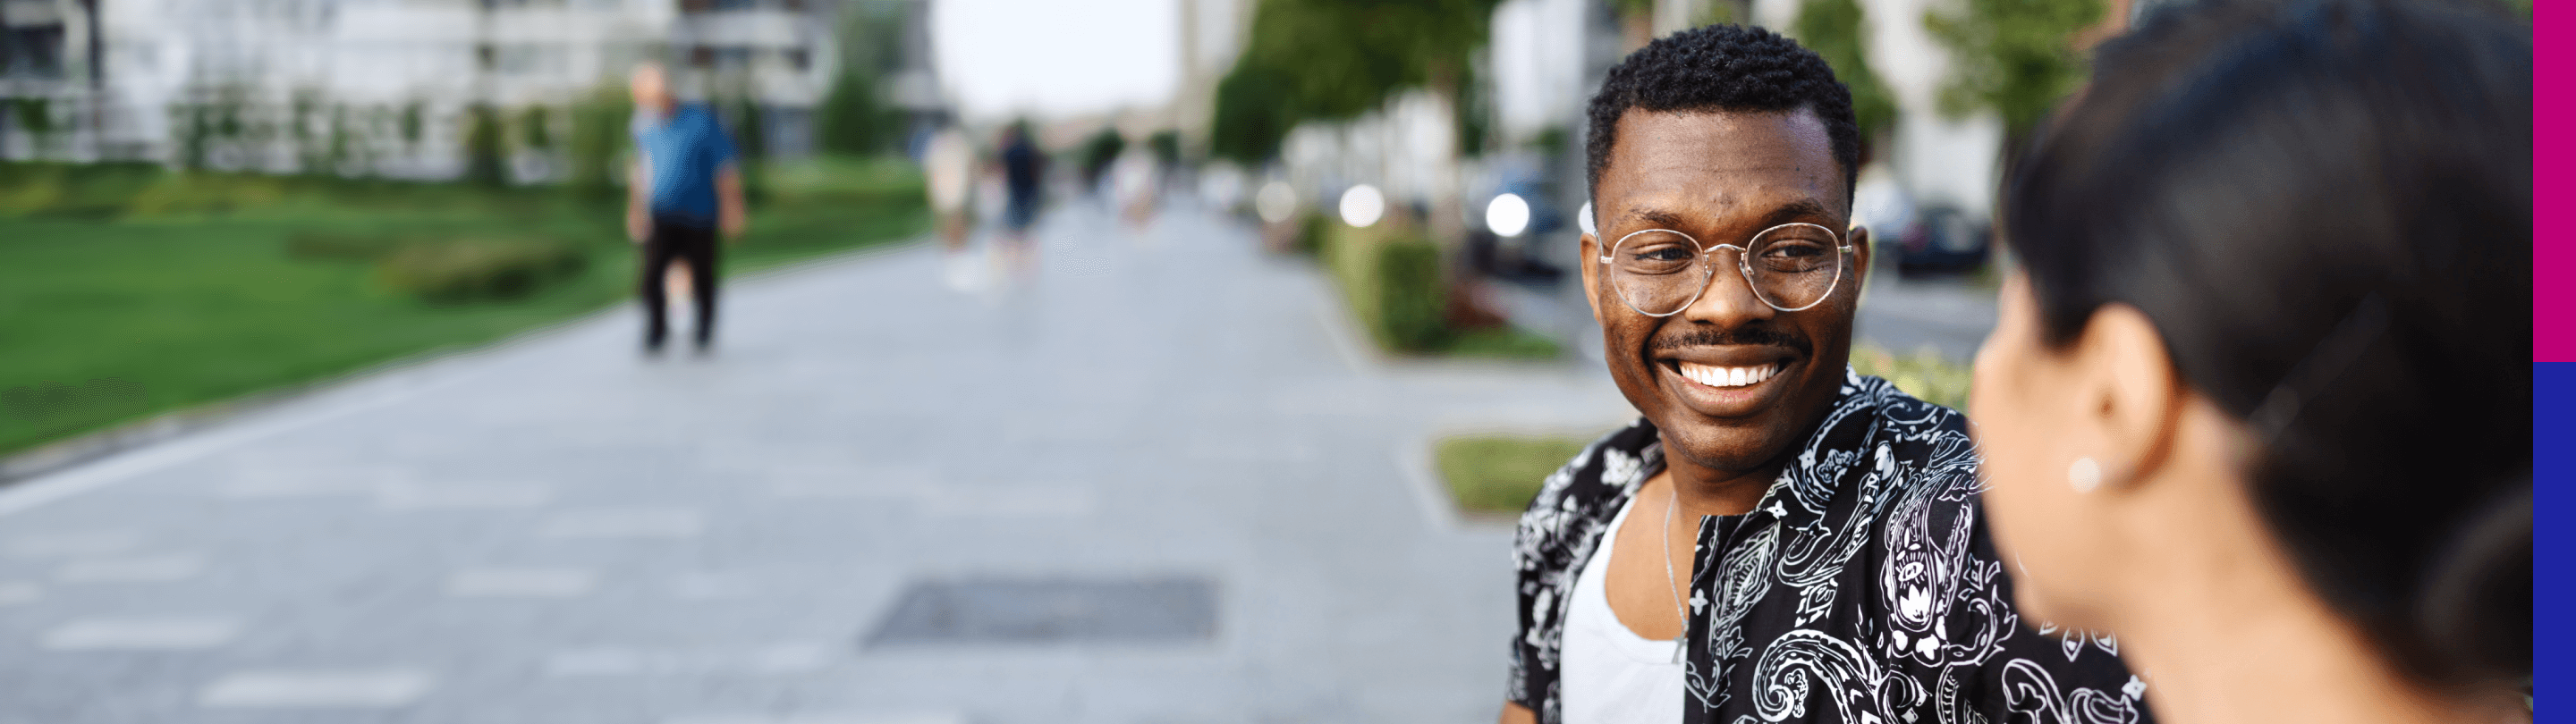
top-left (1677, 361), bottom-right (1780, 388)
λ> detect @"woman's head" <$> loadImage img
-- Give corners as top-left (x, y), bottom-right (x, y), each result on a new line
top-left (1970, 0), bottom-right (2529, 690)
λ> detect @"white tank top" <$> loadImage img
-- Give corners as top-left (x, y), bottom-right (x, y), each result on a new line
top-left (1560, 493), bottom-right (1686, 724)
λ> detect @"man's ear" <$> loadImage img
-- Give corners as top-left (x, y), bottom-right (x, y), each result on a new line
top-left (1846, 225), bottom-right (1872, 297)
top-left (2076, 303), bottom-right (2185, 494)
top-left (1579, 232), bottom-right (1604, 322)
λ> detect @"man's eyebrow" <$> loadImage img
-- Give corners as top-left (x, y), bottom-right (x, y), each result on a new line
top-left (1618, 199), bottom-right (1837, 233)
top-left (1620, 207), bottom-right (1691, 231)
top-left (1757, 198), bottom-right (1837, 230)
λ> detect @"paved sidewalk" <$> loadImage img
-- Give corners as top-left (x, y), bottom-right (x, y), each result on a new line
top-left (0, 202), bottom-right (1636, 724)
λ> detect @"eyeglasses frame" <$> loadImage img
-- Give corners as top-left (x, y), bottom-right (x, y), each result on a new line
top-left (1595, 222), bottom-right (1858, 316)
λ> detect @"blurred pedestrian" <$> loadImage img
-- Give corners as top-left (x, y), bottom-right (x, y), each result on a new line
top-left (925, 122), bottom-right (976, 249)
top-left (1970, 1), bottom-right (2529, 722)
top-left (997, 121), bottom-right (1045, 268)
top-left (1501, 25), bottom-right (2144, 724)
top-left (626, 62), bottom-right (746, 354)
top-left (1111, 147), bottom-right (1160, 229)
top-left (924, 122), bottom-right (979, 290)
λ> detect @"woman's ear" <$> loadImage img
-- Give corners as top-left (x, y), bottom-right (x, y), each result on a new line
top-left (2075, 304), bottom-right (2187, 493)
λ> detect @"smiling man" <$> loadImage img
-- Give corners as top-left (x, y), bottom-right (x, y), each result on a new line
top-left (1502, 26), bottom-right (2147, 724)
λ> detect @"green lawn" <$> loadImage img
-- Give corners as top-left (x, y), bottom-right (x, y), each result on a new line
top-left (0, 158), bottom-right (928, 456)
top-left (1436, 434), bottom-right (1599, 516)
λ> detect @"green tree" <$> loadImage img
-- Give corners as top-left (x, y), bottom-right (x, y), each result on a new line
top-left (1079, 128), bottom-right (1125, 190)
top-left (520, 105), bottom-right (555, 152)
top-left (724, 96), bottom-right (767, 206)
top-left (820, 0), bottom-right (908, 156)
top-left (462, 103), bottom-right (508, 188)
top-left (398, 100), bottom-right (427, 156)
top-left (1925, 0), bottom-right (2105, 139)
top-left (1793, 0), bottom-right (1899, 147)
top-left (291, 88), bottom-right (327, 174)
top-left (1209, 0), bottom-right (1504, 164)
top-left (1210, 62), bottom-right (1299, 164)
top-left (818, 66), bottom-right (893, 156)
top-left (13, 97), bottom-right (53, 160)
top-left (566, 83), bottom-right (632, 202)
top-left (171, 100), bottom-right (213, 170)
top-left (1147, 130), bottom-right (1182, 168)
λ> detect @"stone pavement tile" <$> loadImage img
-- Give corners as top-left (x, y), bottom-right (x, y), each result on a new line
top-left (41, 617), bottom-right (240, 650)
top-left (196, 669), bottom-right (435, 708)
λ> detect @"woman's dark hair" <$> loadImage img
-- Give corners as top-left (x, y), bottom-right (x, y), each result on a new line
top-left (2004, 0), bottom-right (2530, 688)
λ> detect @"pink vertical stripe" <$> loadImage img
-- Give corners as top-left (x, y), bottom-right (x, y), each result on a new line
top-left (2537, 3), bottom-right (2568, 359)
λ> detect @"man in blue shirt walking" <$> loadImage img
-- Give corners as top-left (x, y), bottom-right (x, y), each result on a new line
top-left (626, 62), bottom-right (747, 353)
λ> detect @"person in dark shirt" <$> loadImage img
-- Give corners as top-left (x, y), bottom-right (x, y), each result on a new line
top-left (626, 62), bottom-right (745, 353)
top-left (1501, 26), bottom-right (2146, 724)
top-left (998, 122), bottom-right (1045, 257)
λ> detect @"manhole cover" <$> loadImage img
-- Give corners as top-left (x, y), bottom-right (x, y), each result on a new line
top-left (864, 576), bottom-right (1217, 646)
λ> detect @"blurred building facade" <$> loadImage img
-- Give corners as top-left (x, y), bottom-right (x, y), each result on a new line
top-left (1182, 0), bottom-right (2006, 262)
top-left (0, 0), bottom-right (873, 175)
top-left (1172, 0), bottom-right (1248, 155)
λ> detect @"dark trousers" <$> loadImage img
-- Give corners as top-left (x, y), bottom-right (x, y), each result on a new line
top-left (640, 216), bottom-right (718, 348)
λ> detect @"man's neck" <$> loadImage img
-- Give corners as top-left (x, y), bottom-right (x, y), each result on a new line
top-left (1657, 455), bottom-right (1781, 518)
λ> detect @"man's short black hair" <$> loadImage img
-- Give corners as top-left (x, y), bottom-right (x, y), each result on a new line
top-left (1585, 24), bottom-right (1863, 214)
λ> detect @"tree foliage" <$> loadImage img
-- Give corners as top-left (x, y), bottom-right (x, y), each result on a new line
top-left (567, 83), bottom-right (631, 201)
top-left (1793, 0), bottom-right (1899, 145)
top-left (820, 0), bottom-right (908, 156)
top-left (1079, 128), bottom-right (1125, 190)
top-left (818, 65), bottom-right (897, 156)
top-left (1924, 0), bottom-right (2104, 138)
top-left (462, 104), bottom-right (507, 188)
top-left (1210, 0), bottom-right (1504, 164)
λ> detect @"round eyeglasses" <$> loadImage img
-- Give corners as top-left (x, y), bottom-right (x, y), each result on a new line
top-left (1597, 223), bottom-right (1855, 316)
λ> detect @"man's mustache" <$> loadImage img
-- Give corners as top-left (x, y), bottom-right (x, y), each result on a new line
top-left (1648, 326), bottom-right (1813, 356)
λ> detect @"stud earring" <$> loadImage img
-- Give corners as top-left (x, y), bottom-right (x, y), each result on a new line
top-left (2069, 457), bottom-right (2104, 493)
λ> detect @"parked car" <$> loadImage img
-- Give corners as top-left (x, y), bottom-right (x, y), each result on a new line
top-left (1894, 206), bottom-right (1991, 276)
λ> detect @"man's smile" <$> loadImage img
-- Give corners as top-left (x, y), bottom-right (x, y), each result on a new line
top-left (1655, 347), bottom-right (1803, 418)
top-left (1673, 359), bottom-right (1784, 388)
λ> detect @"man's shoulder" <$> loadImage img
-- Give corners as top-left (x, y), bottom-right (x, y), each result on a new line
top-left (1525, 420), bottom-right (1654, 513)
top-left (1793, 370), bottom-right (1981, 511)
top-left (1511, 419), bottom-right (1655, 567)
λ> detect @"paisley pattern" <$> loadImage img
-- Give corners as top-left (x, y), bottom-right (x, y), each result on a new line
top-left (1508, 370), bottom-right (2148, 723)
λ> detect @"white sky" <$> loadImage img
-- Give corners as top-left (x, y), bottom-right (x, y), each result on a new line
top-left (931, 0), bottom-right (1182, 121)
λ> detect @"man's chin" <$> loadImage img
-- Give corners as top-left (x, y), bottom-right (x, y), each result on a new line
top-left (1650, 414), bottom-right (1798, 476)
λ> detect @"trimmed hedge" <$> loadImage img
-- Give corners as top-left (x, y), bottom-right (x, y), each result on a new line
top-left (285, 231), bottom-right (592, 303)
top-left (1318, 221), bottom-right (1562, 358)
top-left (1376, 238), bottom-right (1447, 351)
top-left (375, 237), bottom-right (589, 303)
top-left (1321, 223), bottom-right (1449, 352)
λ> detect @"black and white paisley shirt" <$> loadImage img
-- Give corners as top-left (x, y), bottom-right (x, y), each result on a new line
top-left (1508, 369), bottom-right (2153, 724)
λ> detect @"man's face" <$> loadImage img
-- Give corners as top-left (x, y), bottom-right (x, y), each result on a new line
top-left (630, 65), bottom-right (671, 110)
top-left (1580, 108), bottom-right (1867, 476)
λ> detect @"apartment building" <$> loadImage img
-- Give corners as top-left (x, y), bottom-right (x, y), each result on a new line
top-left (0, 0), bottom-right (850, 175)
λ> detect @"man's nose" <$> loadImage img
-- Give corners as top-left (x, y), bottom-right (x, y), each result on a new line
top-left (1681, 248), bottom-right (1776, 324)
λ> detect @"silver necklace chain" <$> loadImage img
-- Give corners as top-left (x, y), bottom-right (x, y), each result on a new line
top-left (1662, 484), bottom-right (1688, 664)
